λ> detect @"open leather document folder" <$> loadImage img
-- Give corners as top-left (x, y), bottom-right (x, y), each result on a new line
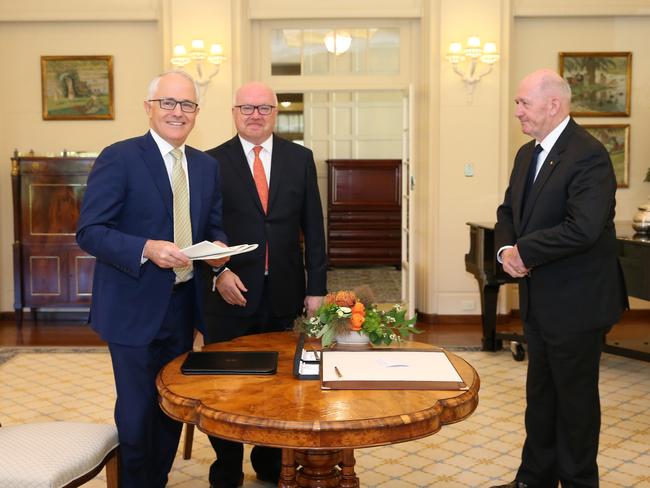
top-left (181, 241), bottom-right (258, 260)
top-left (181, 351), bottom-right (278, 375)
top-left (320, 349), bottom-right (467, 390)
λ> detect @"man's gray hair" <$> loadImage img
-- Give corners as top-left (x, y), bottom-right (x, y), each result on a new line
top-left (147, 70), bottom-right (201, 105)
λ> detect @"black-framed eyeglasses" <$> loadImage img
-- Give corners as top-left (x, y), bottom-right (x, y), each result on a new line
top-left (234, 104), bottom-right (276, 116)
top-left (148, 98), bottom-right (199, 113)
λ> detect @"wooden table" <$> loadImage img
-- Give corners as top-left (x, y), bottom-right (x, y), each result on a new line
top-left (156, 332), bottom-right (480, 487)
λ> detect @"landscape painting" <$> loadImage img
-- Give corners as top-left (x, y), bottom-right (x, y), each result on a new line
top-left (559, 52), bottom-right (631, 116)
top-left (41, 55), bottom-right (114, 120)
top-left (583, 124), bottom-right (629, 188)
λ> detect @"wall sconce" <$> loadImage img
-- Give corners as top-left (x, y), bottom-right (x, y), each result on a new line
top-left (170, 39), bottom-right (226, 89)
top-left (445, 36), bottom-right (499, 103)
top-left (324, 30), bottom-right (352, 55)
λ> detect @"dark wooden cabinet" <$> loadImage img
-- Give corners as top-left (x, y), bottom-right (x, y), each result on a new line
top-left (326, 159), bottom-right (401, 267)
top-left (11, 154), bottom-right (95, 325)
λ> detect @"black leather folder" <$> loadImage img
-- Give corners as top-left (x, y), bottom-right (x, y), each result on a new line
top-left (181, 351), bottom-right (278, 375)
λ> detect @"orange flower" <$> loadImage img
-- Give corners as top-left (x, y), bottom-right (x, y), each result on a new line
top-left (351, 301), bottom-right (365, 314)
top-left (334, 290), bottom-right (357, 307)
top-left (350, 313), bottom-right (365, 331)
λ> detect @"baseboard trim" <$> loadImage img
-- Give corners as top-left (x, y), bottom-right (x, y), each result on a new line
top-left (416, 311), bottom-right (513, 325)
top-left (0, 310), bottom-right (89, 322)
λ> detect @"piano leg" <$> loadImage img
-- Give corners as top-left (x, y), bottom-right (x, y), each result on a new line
top-left (479, 283), bottom-right (502, 351)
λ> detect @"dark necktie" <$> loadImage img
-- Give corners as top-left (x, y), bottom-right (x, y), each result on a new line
top-left (521, 144), bottom-right (543, 215)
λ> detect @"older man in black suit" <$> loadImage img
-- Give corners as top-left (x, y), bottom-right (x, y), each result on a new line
top-left (492, 69), bottom-right (628, 488)
top-left (202, 81), bottom-right (327, 488)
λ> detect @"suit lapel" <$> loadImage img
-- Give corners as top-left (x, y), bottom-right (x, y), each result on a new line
top-left (186, 146), bottom-right (203, 240)
top-left (512, 142), bottom-right (536, 229)
top-left (227, 136), bottom-right (266, 214)
top-left (140, 132), bottom-right (173, 219)
top-left (267, 135), bottom-right (286, 213)
top-left (520, 118), bottom-right (576, 227)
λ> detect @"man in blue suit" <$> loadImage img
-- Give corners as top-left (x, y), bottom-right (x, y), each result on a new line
top-left (77, 71), bottom-right (228, 488)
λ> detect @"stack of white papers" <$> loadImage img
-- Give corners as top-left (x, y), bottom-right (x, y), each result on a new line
top-left (181, 241), bottom-right (258, 260)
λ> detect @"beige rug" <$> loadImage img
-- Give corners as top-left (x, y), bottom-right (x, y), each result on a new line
top-left (0, 348), bottom-right (648, 487)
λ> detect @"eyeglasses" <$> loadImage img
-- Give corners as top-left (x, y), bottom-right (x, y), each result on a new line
top-left (234, 104), bottom-right (276, 116)
top-left (148, 98), bottom-right (199, 113)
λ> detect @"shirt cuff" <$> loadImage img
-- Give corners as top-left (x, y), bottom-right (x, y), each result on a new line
top-left (496, 245), bottom-right (514, 264)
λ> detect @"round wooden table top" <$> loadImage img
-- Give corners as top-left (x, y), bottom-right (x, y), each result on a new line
top-left (156, 332), bottom-right (480, 450)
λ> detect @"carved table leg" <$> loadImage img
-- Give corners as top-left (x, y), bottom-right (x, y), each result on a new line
top-left (294, 449), bottom-right (342, 488)
top-left (339, 448), bottom-right (359, 488)
top-left (279, 448), bottom-right (297, 488)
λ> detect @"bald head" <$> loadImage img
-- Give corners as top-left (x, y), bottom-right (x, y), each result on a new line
top-left (233, 82), bottom-right (278, 106)
top-left (515, 69), bottom-right (572, 141)
top-left (232, 81), bottom-right (278, 144)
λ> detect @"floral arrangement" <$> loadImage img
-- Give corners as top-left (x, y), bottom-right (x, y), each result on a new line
top-left (300, 286), bottom-right (420, 347)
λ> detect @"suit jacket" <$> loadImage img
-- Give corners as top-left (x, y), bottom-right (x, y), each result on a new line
top-left (204, 134), bottom-right (327, 318)
top-left (76, 132), bottom-right (227, 346)
top-left (495, 118), bottom-right (628, 331)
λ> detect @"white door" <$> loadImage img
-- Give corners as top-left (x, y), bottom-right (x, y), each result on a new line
top-left (401, 86), bottom-right (415, 316)
top-left (304, 90), bottom-right (410, 307)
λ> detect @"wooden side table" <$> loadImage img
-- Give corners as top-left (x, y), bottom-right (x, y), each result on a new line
top-left (157, 332), bottom-right (480, 487)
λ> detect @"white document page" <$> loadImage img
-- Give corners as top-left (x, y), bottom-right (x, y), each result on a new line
top-left (181, 241), bottom-right (258, 260)
top-left (321, 350), bottom-right (463, 383)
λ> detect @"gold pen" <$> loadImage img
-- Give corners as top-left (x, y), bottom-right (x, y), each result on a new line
top-left (334, 366), bottom-right (343, 378)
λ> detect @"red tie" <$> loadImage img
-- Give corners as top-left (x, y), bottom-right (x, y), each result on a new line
top-left (253, 146), bottom-right (269, 270)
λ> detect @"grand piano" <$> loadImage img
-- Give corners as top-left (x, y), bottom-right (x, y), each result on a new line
top-left (465, 222), bottom-right (650, 362)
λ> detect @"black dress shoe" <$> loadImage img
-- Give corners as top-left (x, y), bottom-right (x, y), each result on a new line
top-left (256, 471), bottom-right (280, 484)
top-left (490, 481), bottom-right (528, 488)
top-left (210, 473), bottom-right (244, 488)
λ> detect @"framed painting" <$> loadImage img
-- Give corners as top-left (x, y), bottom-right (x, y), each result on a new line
top-left (41, 55), bottom-right (114, 120)
top-left (583, 124), bottom-right (630, 188)
top-left (559, 52), bottom-right (631, 116)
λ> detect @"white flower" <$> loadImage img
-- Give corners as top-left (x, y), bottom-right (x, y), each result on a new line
top-left (394, 304), bottom-right (402, 311)
top-left (337, 306), bottom-right (352, 317)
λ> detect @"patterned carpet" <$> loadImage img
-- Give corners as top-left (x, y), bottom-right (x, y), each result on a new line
top-left (1, 347), bottom-right (649, 487)
top-left (327, 266), bottom-right (402, 304)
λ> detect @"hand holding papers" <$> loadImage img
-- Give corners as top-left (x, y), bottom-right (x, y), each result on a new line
top-left (181, 240), bottom-right (259, 260)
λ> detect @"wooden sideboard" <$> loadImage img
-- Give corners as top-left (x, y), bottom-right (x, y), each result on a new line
top-left (11, 154), bottom-right (96, 326)
top-left (326, 159), bottom-right (401, 267)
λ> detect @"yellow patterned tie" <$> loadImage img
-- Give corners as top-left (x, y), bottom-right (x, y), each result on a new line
top-left (170, 148), bottom-right (193, 282)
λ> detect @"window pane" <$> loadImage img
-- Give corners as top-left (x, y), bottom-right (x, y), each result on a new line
top-left (271, 29), bottom-right (301, 76)
top-left (270, 26), bottom-right (401, 76)
top-left (303, 29), bottom-right (330, 74)
top-left (367, 28), bottom-right (400, 74)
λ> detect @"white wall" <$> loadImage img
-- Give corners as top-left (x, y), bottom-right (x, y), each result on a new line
top-left (2, 0), bottom-right (650, 314)
top-left (430, 0), bottom-right (506, 315)
top-left (0, 18), bottom-right (162, 311)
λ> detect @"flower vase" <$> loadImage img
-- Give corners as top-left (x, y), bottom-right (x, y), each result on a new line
top-left (632, 197), bottom-right (650, 234)
top-left (334, 330), bottom-right (371, 347)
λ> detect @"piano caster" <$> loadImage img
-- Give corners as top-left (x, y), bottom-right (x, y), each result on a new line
top-left (510, 341), bottom-right (525, 361)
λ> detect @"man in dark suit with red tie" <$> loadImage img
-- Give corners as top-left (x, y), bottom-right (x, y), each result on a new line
top-left (77, 71), bottom-right (228, 488)
top-left (492, 69), bottom-right (628, 488)
top-left (202, 81), bottom-right (328, 487)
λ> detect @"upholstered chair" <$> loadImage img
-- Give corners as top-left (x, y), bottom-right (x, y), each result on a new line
top-left (0, 421), bottom-right (119, 487)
